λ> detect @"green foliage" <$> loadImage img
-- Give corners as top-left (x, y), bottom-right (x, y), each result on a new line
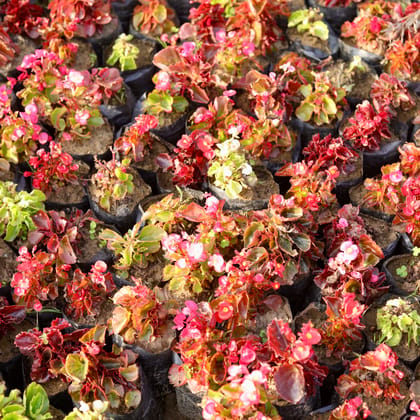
top-left (396, 265), bottom-right (408, 278)
top-left (0, 181), bottom-right (45, 242)
top-left (91, 154), bottom-right (135, 213)
top-left (143, 89), bottom-right (189, 117)
top-left (288, 8), bottom-right (329, 41)
top-left (0, 381), bottom-right (52, 420)
top-left (207, 138), bottom-right (257, 199)
top-left (295, 72), bottom-right (347, 126)
top-left (376, 297), bottom-right (420, 347)
top-left (107, 34), bottom-right (140, 72)
top-left (100, 222), bottom-right (167, 277)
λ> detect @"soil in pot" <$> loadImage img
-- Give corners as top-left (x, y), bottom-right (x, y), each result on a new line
top-left (64, 298), bottom-right (115, 329)
top-left (89, 167), bottom-right (152, 218)
top-left (71, 38), bottom-right (98, 70)
top-left (125, 256), bottom-right (166, 290)
top-left (60, 122), bottom-right (114, 161)
top-left (362, 294), bottom-right (420, 364)
top-left (0, 239), bottom-right (17, 285)
top-left (334, 151), bottom-right (363, 206)
top-left (325, 59), bottom-right (377, 106)
top-left (349, 182), bottom-right (395, 222)
top-left (383, 254), bottom-right (419, 296)
top-left (0, 35), bottom-right (38, 80)
top-left (294, 303), bottom-right (364, 369)
top-left (287, 27), bottom-right (331, 54)
top-left (104, 36), bottom-right (157, 71)
top-left (45, 160), bottom-right (90, 210)
top-left (362, 363), bottom-right (413, 420)
top-left (359, 213), bottom-right (401, 258)
top-left (209, 166), bottom-right (280, 211)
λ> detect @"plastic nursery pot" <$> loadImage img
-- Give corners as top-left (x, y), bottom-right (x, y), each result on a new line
top-left (105, 31), bottom-right (158, 96)
top-left (133, 94), bottom-right (190, 145)
top-left (290, 117), bottom-right (341, 148)
top-left (398, 233), bottom-right (414, 254)
top-left (362, 138), bottom-right (406, 179)
top-left (262, 129), bottom-right (303, 174)
top-left (275, 387), bottom-right (322, 420)
top-left (61, 122), bottom-right (114, 166)
top-left (348, 183), bottom-right (395, 223)
top-left (0, 35), bottom-right (38, 81)
top-left (87, 15), bottom-right (123, 66)
top-left (99, 83), bottom-right (136, 130)
top-left (113, 333), bottom-right (175, 398)
top-left (358, 213), bottom-right (401, 260)
top-left (362, 294), bottom-right (420, 367)
top-left (306, 0), bottom-right (357, 35)
top-left (278, 272), bottom-right (314, 315)
top-left (86, 191), bottom-right (144, 234)
top-left (338, 38), bottom-right (383, 73)
top-left (167, 0), bottom-right (198, 24)
top-left (333, 152), bottom-right (363, 206)
top-left (111, 0), bottom-right (138, 33)
top-left (289, 21), bottom-right (340, 62)
top-left (382, 254), bottom-right (418, 297)
top-left (82, 364), bottom-right (160, 420)
top-left (208, 166), bottom-right (280, 211)
top-left (172, 353), bottom-right (205, 420)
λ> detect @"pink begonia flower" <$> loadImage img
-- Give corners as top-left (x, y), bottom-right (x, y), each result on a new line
top-left (208, 253), bottom-right (225, 272)
top-left (389, 170), bottom-right (403, 183)
top-left (203, 400), bottom-right (218, 420)
top-left (62, 132), bottom-right (72, 141)
top-left (242, 41), bottom-right (255, 56)
top-left (299, 322), bottom-right (321, 345)
top-left (186, 242), bottom-right (206, 262)
top-left (240, 378), bottom-right (259, 405)
top-left (215, 29), bottom-right (226, 43)
top-left (175, 258), bottom-right (187, 269)
top-left (340, 240), bottom-right (359, 263)
top-left (240, 344), bottom-right (256, 365)
top-left (223, 89), bottom-right (236, 97)
top-left (337, 217), bottom-right (349, 229)
top-left (292, 340), bottom-right (311, 361)
top-left (180, 42), bottom-right (195, 57)
top-left (161, 233), bottom-right (181, 253)
top-left (217, 301), bottom-right (233, 321)
top-left (177, 134), bottom-right (193, 150)
top-left (155, 72), bottom-right (171, 91)
top-left (194, 110), bottom-right (213, 124)
top-left (75, 109), bottom-right (90, 126)
top-left (205, 195), bottom-right (219, 215)
top-left (68, 70), bottom-right (85, 87)
top-left (33, 301), bottom-right (43, 312)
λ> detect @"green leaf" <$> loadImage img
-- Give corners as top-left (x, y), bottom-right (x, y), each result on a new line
top-left (64, 354), bottom-right (88, 383)
top-left (24, 383), bottom-right (50, 417)
top-left (120, 365), bottom-right (139, 382)
top-left (291, 233), bottom-right (311, 252)
top-left (138, 225), bottom-right (166, 242)
top-left (225, 179), bottom-right (242, 199)
top-left (88, 116), bottom-right (105, 127)
top-left (154, 4), bottom-right (167, 23)
top-left (125, 390), bottom-right (141, 409)
top-left (322, 96), bottom-right (337, 115)
top-left (296, 102), bottom-right (314, 122)
top-left (312, 21), bottom-right (329, 41)
top-left (288, 10), bottom-right (306, 27)
top-left (50, 108), bottom-right (66, 131)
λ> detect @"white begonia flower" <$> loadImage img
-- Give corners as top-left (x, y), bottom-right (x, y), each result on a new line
top-left (241, 163), bottom-right (253, 176)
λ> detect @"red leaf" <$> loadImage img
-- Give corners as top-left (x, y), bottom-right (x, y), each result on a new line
top-left (274, 364), bottom-right (305, 404)
top-left (267, 319), bottom-right (289, 356)
top-left (177, 202), bottom-right (207, 222)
